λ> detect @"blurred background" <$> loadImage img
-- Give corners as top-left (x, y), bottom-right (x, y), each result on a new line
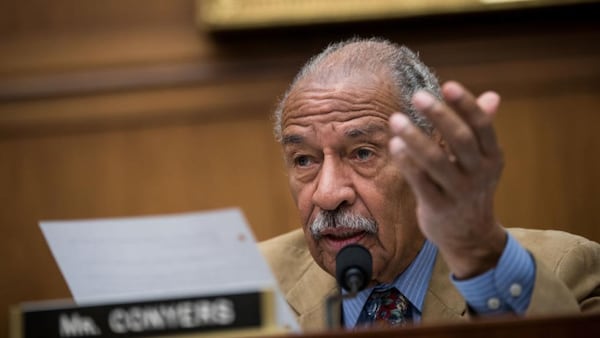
top-left (1, 0), bottom-right (599, 335)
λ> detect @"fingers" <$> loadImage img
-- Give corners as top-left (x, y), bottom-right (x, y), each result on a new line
top-left (389, 136), bottom-right (446, 207)
top-left (477, 91), bottom-right (501, 115)
top-left (442, 82), bottom-right (501, 157)
top-left (389, 113), bottom-right (461, 193)
top-left (412, 91), bottom-right (481, 172)
top-left (406, 83), bottom-right (501, 172)
top-left (389, 81), bottom-right (503, 199)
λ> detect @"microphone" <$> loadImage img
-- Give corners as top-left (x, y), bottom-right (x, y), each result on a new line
top-left (335, 244), bottom-right (372, 294)
top-left (326, 244), bottom-right (372, 330)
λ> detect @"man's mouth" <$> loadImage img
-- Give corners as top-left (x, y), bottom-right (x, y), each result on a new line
top-left (318, 227), bottom-right (369, 251)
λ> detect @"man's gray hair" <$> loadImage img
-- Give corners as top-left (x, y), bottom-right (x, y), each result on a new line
top-left (273, 37), bottom-right (441, 141)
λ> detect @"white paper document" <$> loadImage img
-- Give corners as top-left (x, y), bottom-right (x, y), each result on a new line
top-left (39, 208), bottom-right (299, 331)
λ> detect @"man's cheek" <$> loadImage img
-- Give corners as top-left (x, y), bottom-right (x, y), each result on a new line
top-left (296, 194), bottom-right (314, 225)
top-left (319, 247), bottom-right (337, 274)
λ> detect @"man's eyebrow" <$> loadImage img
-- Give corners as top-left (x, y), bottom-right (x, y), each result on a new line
top-left (345, 124), bottom-right (387, 138)
top-left (282, 134), bottom-right (305, 145)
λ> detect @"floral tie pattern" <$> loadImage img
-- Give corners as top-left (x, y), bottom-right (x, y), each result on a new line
top-left (357, 287), bottom-right (412, 327)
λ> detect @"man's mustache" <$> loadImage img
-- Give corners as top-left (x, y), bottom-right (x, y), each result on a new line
top-left (310, 209), bottom-right (378, 239)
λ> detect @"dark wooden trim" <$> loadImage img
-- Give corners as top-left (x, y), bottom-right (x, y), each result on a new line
top-left (0, 58), bottom-right (299, 102)
top-left (0, 78), bottom-right (290, 138)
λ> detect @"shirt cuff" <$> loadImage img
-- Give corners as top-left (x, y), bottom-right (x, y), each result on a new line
top-left (451, 232), bottom-right (535, 315)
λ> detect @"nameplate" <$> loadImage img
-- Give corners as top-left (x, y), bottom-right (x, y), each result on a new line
top-left (13, 291), bottom-right (267, 338)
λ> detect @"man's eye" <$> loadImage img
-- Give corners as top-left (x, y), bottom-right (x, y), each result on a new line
top-left (355, 148), bottom-right (374, 161)
top-left (294, 155), bottom-right (312, 167)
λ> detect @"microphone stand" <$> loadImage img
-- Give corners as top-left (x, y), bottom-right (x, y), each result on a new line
top-left (326, 292), bottom-right (343, 330)
top-left (326, 267), bottom-right (364, 330)
top-left (327, 291), bottom-right (361, 330)
top-left (327, 244), bottom-right (372, 330)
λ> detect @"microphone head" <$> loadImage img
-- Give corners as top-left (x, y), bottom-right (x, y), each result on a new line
top-left (335, 244), bottom-right (372, 293)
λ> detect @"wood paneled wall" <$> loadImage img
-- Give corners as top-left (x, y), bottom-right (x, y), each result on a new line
top-left (1, 1), bottom-right (599, 336)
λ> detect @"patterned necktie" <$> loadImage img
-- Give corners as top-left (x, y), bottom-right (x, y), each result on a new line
top-left (357, 287), bottom-right (413, 327)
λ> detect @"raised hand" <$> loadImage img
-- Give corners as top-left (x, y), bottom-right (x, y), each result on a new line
top-left (389, 81), bottom-right (507, 279)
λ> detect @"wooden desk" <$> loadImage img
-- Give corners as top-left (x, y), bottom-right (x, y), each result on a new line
top-left (288, 312), bottom-right (600, 338)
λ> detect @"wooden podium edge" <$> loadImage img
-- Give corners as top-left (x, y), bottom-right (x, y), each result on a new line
top-left (301, 311), bottom-right (600, 338)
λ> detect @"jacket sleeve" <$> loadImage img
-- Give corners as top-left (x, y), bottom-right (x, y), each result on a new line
top-left (526, 236), bottom-right (600, 315)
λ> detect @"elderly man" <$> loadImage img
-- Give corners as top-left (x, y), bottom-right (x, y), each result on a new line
top-left (260, 38), bottom-right (600, 331)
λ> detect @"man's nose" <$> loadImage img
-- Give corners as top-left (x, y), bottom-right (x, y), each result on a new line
top-left (312, 156), bottom-right (356, 211)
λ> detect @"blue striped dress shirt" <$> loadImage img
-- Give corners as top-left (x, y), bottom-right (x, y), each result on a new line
top-left (342, 232), bottom-right (535, 328)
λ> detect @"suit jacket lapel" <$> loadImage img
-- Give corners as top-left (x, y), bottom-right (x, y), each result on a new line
top-left (286, 259), bottom-right (338, 331)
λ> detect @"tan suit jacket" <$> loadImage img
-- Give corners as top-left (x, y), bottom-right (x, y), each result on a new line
top-left (259, 228), bottom-right (600, 332)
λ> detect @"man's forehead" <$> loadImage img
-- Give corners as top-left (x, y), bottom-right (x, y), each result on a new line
top-left (282, 79), bottom-right (399, 125)
top-left (281, 118), bottom-right (390, 146)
